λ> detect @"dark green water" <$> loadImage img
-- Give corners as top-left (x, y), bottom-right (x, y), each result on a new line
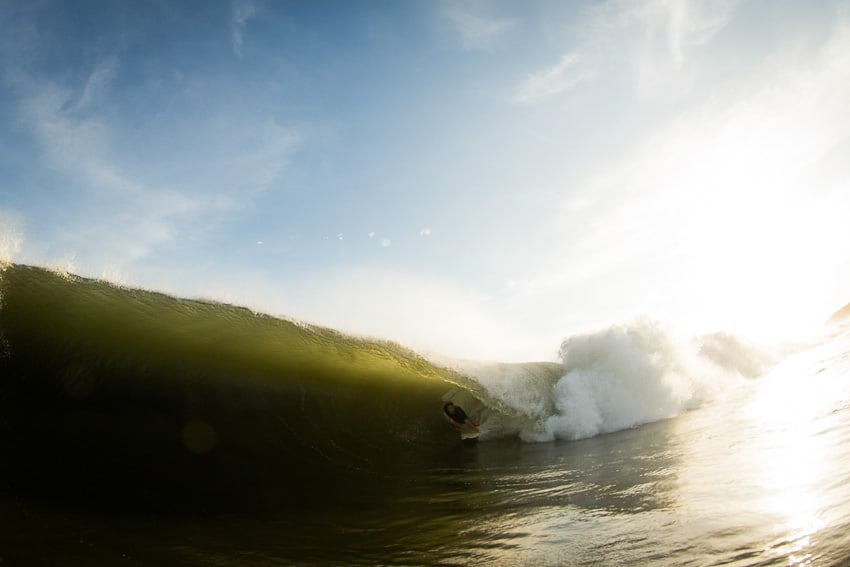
top-left (2, 264), bottom-right (850, 565)
top-left (0, 417), bottom-right (691, 566)
top-left (0, 264), bottom-right (506, 511)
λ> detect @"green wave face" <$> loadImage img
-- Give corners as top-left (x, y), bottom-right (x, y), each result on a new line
top-left (0, 264), bottom-right (499, 511)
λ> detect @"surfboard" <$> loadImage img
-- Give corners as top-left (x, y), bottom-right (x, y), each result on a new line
top-left (460, 428), bottom-right (480, 440)
top-left (444, 412), bottom-right (480, 439)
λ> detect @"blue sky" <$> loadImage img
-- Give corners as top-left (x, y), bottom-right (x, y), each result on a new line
top-left (2, 0), bottom-right (849, 359)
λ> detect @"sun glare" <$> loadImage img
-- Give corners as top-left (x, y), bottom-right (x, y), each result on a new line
top-left (743, 352), bottom-right (835, 543)
top-left (650, 89), bottom-right (846, 343)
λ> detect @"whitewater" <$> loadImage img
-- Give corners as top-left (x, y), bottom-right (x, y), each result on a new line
top-left (1, 264), bottom-right (849, 565)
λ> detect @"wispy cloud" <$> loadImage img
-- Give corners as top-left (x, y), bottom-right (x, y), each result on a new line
top-left (520, 0), bottom-right (737, 104)
top-left (628, 0), bottom-right (736, 99)
top-left (515, 53), bottom-right (592, 103)
top-left (75, 56), bottom-right (119, 111)
top-left (8, 55), bottom-right (297, 272)
top-left (442, 4), bottom-right (515, 51)
top-left (231, 0), bottom-right (257, 56)
top-left (597, 0), bottom-right (735, 64)
top-left (665, 0), bottom-right (735, 63)
top-left (15, 78), bottom-right (223, 266)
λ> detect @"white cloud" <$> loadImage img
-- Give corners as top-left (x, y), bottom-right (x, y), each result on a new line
top-left (8, 55), bottom-right (297, 274)
top-left (442, 5), bottom-right (515, 51)
top-left (232, 0), bottom-right (257, 56)
top-left (515, 53), bottom-right (592, 103)
top-left (627, 0), bottom-right (737, 100)
top-left (75, 56), bottom-right (119, 111)
top-left (14, 78), bottom-right (215, 263)
top-left (18, 81), bottom-right (111, 176)
top-left (528, 0), bottom-right (737, 104)
top-left (592, 0), bottom-right (735, 63)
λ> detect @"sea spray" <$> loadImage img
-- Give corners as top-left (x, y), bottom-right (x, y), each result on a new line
top-left (468, 320), bottom-right (767, 442)
top-left (695, 331), bottom-right (775, 377)
top-left (0, 211), bottom-right (23, 268)
top-left (539, 320), bottom-right (722, 441)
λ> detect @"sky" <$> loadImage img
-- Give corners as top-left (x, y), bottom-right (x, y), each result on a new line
top-left (1, 0), bottom-right (849, 361)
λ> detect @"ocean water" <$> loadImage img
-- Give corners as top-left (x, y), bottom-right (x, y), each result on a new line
top-left (1, 264), bottom-right (849, 565)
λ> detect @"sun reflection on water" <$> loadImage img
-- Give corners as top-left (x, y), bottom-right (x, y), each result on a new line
top-left (742, 349), bottom-right (841, 559)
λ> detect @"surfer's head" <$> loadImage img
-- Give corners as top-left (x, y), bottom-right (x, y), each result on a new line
top-left (443, 401), bottom-right (455, 415)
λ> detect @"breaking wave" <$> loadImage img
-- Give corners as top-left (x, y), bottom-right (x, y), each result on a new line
top-left (0, 264), bottom-right (774, 510)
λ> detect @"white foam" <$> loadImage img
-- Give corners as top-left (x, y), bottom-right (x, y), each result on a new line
top-left (475, 319), bottom-right (761, 442)
top-left (695, 332), bottom-right (775, 378)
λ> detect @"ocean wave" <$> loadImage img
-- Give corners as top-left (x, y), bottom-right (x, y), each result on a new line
top-left (0, 264), bottom-right (485, 509)
top-left (0, 264), bottom-right (776, 510)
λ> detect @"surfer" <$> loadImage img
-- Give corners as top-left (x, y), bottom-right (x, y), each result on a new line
top-left (443, 401), bottom-right (479, 431)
